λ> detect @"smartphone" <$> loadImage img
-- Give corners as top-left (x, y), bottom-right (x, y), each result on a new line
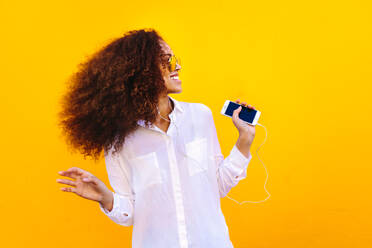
top-left (220, 100), bottom-right (261, 126)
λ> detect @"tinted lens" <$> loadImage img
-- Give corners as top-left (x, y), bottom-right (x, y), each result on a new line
top-left (169, 55), bottom-right (180, 71)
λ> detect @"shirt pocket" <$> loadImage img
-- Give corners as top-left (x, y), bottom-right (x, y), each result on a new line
top-left (185, 137), bottom-right (209, 176)
top-left (129, 152), bottom-right (163, 192)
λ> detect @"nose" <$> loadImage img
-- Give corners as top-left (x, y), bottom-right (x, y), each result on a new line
top-left (175, 61), bottom-right (181, 71)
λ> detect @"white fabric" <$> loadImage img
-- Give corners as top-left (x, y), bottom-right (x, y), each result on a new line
top-left (99, 95), bottom-right (252, 248)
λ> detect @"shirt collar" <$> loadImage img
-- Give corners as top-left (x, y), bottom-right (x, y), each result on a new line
top-left (137, 95), bottom-right (183, 128)
top-left (168, 95), bottom-right (184, 113)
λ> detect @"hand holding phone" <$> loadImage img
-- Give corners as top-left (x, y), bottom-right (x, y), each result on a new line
top-left (220, 100), bottom-right (271, 205)
top-left (221, 99), bottom-right (259, 155)
top-left (220, 99), bottom-right (261, 126)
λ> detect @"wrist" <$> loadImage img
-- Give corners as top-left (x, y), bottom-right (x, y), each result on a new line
top-left (99, 191), bottom-right (114, 211)
top-left (235, 138), bottom-right (252, 158)
top-left (237, 132), bottom-right (252, 145)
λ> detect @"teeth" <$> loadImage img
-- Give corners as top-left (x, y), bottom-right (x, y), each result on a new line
top-left (171, 76), bottom-right (179, 80)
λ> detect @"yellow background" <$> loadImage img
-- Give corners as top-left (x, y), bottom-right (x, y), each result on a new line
top-left (1, 0), bottom-right (371, 247)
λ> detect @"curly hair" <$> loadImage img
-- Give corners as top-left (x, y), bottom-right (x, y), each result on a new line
top-left (58, 28), bottom-right (168, 161)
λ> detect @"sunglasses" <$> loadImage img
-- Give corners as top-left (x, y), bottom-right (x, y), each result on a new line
top-left (160, 53), bottom-right (181, 72)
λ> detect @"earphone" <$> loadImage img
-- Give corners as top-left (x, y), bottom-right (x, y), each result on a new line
top-left (224, 122), bottom-right (270, 204)
top-left (115, 105), bottom-right (270, 205)
top-left (172, 113), bottom-right (270, 205)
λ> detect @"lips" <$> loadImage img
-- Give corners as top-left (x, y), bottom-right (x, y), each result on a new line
top-left (170, 74), bottom-right (180, 80)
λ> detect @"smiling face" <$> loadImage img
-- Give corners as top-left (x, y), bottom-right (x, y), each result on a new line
top-left (158, 39), bottom-right (182, 94)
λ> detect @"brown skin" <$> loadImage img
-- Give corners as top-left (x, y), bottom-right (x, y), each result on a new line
top-left (56, 39), bottom-right (184, 212)
top-left (57, 167), bottom-right (113, 209)
top-left (57, 29), bottom-right (168, 161)
top-left (233, 99), bottom-right (256, 159)
top-left (153, 40), bottom-right (182, 133)
top-left (57, 40), bottom-right (256, 211)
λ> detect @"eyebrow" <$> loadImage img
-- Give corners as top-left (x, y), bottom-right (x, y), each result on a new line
top-left (161, 53), bottom-right (174, 57)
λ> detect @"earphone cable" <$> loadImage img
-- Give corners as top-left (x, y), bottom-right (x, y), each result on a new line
top-left (172, 115), bottom-right (270, 205)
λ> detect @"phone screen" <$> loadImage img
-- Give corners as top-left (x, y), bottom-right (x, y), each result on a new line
top-left (225, 101), bottom-right (257, 123)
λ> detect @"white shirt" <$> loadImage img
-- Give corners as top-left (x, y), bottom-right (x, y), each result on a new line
top-left (99, 95), bottom-right (252, 248)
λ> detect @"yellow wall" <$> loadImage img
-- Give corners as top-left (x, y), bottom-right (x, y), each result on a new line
top-left (1, 0), bottom-right (371, 247)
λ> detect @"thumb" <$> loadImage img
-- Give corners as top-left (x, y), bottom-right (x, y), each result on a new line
top-left (232, 106), bottom-right (242, 120)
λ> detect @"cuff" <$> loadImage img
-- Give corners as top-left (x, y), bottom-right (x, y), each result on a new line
top-left (99, 191), bottom-right (134, 226)
top-left (99, 191), bottom-right (133, 218)
top-left (99, 191), bottom-right (116, 216)
top-left (230, 144), bottom-right (252, 164)
top-left (227, 145), bottom-right (253, 179)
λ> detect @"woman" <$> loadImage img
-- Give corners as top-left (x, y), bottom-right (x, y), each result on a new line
top-left (57, 28), bottom-right (256, 248)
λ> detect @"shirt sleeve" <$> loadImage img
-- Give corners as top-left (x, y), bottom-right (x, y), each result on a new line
top-left (205, 105), bottom-right (253, 198)
top-left (98, 148), bottom-right (135, 226)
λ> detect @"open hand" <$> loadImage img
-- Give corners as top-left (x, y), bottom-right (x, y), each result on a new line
top-left (57, 167), bottom-right (111, 203)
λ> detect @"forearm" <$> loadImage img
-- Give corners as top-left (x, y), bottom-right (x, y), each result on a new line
top-left (99, 190), bottom-right (114, 212)
top-left (235, 132), bottom-right (252, 158)
top-left (216, 133), bottom-right (253, 198)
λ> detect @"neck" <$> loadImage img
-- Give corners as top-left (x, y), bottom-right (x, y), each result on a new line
top-left (157, 94), bottom-right (173, 121)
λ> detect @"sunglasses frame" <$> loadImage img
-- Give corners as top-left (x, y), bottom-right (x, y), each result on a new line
top-left (160, 53), bottom-right (180, 72)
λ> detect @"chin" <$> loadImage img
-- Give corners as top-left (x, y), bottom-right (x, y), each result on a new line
top-left (175, 87), bottom-right (182, 93)
top-left (168, 88), bottom-right (182, 94)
